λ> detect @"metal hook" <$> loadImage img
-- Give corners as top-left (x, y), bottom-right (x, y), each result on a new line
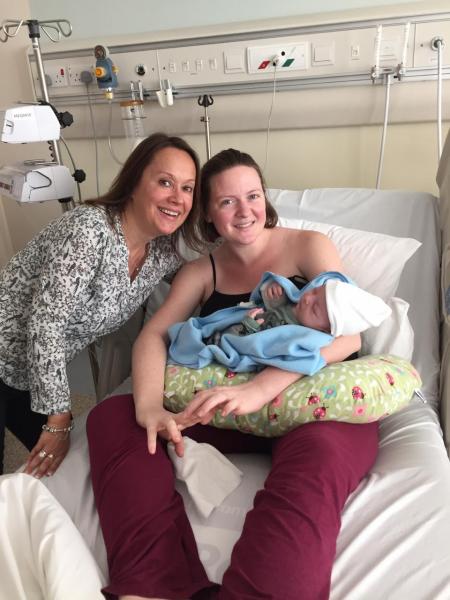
top-left (0, 19), bottom-right (24, 43)
top-left (40, 23), bottom-right (62, 43)
top-left (198, 94), bottom-right (214, 108)
top-left (41, 19), bottom-right (72, 38)
top-left (0, 18), bottom-right (72, 43)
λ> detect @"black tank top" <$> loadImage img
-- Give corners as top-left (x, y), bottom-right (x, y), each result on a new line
top-left (199, 254), bottom-right (308, 317)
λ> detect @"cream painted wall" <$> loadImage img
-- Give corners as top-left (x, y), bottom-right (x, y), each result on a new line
top-left (29, 0), bottom-right (425, 40)
top-left (60, 121), bottom-right (447, 208)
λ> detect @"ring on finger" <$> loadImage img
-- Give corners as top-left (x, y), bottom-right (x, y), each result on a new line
top-left (47, 453), bottom-right (54, 460)
top-left (38, 449), bottom-right (47, 459)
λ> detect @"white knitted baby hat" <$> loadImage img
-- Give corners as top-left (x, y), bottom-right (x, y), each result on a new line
top-left (325, 280), bottom-right (392, 337)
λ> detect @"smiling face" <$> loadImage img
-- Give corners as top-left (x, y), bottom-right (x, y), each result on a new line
top-left (206, 165), bottom-right (267, 244)
top-left (126, 146), bottom-right (196, 239)
top-left (294, 285), bottom-right (331, 333)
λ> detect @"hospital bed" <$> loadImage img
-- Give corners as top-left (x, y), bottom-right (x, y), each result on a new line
top-left (40, 134), bottom-right (450, 599)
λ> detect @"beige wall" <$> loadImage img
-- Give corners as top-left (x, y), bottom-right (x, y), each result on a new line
top-left (200, 123), bottom-right (448, 194)
top-left (56, 120), bottom-right (448, 203)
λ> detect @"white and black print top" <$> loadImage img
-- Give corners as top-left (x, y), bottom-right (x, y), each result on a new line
top-left (0, 205), bottom-right (182, 415)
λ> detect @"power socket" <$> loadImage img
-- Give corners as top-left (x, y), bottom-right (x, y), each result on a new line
top-left (68, 65), bottom-right (93, 86)
top-left (247, 44), bottom-right (308, 73)
top-left (45, 65), bottom-right (68, 87)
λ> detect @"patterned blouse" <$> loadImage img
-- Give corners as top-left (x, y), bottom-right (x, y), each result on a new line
top-left (0, 204), bottom-right (182, 415)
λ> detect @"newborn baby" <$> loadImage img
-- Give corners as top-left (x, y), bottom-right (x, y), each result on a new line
top-left (208, 277), bottom-right (391, 344)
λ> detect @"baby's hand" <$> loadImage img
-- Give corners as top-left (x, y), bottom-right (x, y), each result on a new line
top-left (265, 282), bottom-right (283, 301)
top-left (247, 307), bottom-right (265, 324)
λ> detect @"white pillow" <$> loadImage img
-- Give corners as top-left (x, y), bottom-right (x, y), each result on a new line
top-left (361, 297), bottom-right (414, 360)
top-left (0, 473), bottom-right (104, 600)
top-left (277, 217), bottom-right (421, 300)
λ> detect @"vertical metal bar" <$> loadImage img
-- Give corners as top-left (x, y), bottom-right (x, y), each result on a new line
top-left (199, 95), bottom-right (213, 160)
top-left (437, 40), bottom-right (443, 159)
top-left (31, 36), bottom-right (62, 164)
top-left (29, 24), bottom-right (75, 210)
top-left (204, 105), bottom-right (211, 160)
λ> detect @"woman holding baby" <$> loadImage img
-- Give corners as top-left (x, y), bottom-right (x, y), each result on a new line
top-left (87, 147), bottom-right (379, 600)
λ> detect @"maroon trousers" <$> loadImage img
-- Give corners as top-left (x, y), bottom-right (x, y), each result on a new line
top-left (87, 394), bottom-right (379, 600)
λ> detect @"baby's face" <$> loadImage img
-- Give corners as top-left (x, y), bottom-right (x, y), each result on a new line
top-left (293, 285), bottom-right (331, 333)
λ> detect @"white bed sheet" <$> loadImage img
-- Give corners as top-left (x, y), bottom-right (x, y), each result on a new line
top-left (45, 390), bottom-right (450, 599)
top-left (43, 187), bottom-right (450, 599)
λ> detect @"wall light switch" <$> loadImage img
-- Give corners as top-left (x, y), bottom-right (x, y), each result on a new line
top-left (312, 44), bottom-right (335, 66)
top-left (380, 39), bottom-right (399, 60)
top-left (350, 45), bottom-right (361, 60)
top-left (224, 52), bottom-right (245, 73)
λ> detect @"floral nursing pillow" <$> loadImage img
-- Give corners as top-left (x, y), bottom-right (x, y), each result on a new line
top-left (163, 355), bottom-right (422, 437)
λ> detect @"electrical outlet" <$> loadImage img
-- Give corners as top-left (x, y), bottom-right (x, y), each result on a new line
top-left (67, 65), bottom-right (93, 86)
top-left (45, 65), bottom-right (68, 87)
top-left (247, 43), bottom-right (308, 73)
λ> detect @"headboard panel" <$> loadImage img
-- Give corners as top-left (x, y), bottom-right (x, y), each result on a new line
top-left (436, 131), bottom-right (450, 455)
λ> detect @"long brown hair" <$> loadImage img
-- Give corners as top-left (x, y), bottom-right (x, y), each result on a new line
top-left (198, 148), bottom-right (278, 245)
top-left (85, 132), bottom-right (201, 251)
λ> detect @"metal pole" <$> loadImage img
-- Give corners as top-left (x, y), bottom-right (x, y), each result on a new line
top-left (27, 20), bottom-right (75, 210)
top-left (203, 107), bottom-right (211, 160)
top-left (198, 95), bottom-right (214, 160)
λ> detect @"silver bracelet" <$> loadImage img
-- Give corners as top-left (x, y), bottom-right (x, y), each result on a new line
top-left (42, 421), bottom-right (74, 434)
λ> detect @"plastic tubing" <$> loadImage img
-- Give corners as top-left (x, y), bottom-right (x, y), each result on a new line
top-left (437, 39), bottom-right (444, 159)
top-left (376, 72), bottom-right (392, 189)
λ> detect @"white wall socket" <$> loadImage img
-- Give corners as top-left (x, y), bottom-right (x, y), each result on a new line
top-left (67, 65), bottom-right (93, 86)
top-left (45, 65), bottom-right (68, 87)
top-left (247, 43), bottom-right (309, 74)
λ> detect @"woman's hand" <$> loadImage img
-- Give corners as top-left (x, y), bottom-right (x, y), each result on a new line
top-left (25, 412), bottom-right (73, 478)
top-left (136, 405), bottom-right (199, 458)
top-left (182, 380), bottom-right (270, 424)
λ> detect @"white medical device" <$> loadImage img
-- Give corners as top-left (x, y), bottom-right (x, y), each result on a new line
top-left (0, 104), bottom-right (77, 202)
top-left (1, 104), bottom-right (61, 143)
top-left (0, 161), bottom-right (75, 203)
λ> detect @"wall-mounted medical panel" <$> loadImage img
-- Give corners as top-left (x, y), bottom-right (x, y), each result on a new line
top-left (22, 11), bottom-right (450, 145)
top-left (28, 15), bottom-right (450, 104)
top-left (414, 21), bottom-right (450, 67)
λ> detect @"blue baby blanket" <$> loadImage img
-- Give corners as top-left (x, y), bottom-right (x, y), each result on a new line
top-left (167, 271), bottom-right (351, 375)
